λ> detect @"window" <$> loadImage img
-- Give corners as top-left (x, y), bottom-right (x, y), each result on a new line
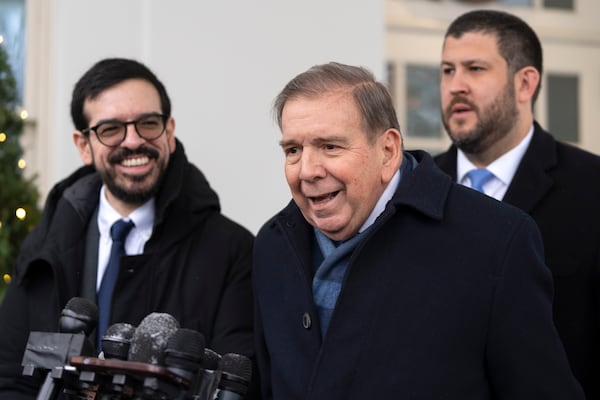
top-left (546, 73), bottom-right (579, 143)
top-left (424, 0), bottom-right (573, 10)
top-left (0, 0), bottom-right (25, 101)
top-left (543, 0), bottom-right (573, 10)
top-left (405, 64), bottom-right (441, 138)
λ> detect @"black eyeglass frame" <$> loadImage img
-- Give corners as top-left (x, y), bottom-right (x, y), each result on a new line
top-left (81, 113), bottom-right (168, 147)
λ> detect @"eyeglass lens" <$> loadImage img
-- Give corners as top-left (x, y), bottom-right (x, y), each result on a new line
top-left (95, 115), bottom-right (165, 146)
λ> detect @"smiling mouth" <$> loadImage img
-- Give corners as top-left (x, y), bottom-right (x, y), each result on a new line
top-left (121, 156), bottom-right (150, 167)
top-left (309, 191), bottom-right (340, 204)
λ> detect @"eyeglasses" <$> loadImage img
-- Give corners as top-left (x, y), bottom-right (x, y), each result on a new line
top-left (81, 113), bottom-right (168, 147)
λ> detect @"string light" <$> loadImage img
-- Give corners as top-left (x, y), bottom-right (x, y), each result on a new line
top-left (0, 35), bottom-right (3, 44)
top-left (15, 208), bottom-right (26, 220)
top-left (3, 274), bottom-right (10, 285)
top-left (0, 132), bottom-right (6, 142)
top-left (18, 158), bottom-right (26, 169)
top-left (20, 109), bottom-right (28, 120)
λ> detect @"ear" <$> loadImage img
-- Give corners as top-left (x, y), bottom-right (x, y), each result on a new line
top-left (515, 66), bottom-right (540, 105)
top-left (379, 128), bottom-right (403, 184)
top-left (73, 131), bottom-right (93, 165)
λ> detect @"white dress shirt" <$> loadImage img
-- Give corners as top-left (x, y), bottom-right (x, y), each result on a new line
top-left (96, 185), bottom-right (155, 291)
top-left (457, 126), bottom-right (534, 200)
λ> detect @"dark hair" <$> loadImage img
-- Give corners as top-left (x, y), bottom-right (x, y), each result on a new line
top-left (70, 58), bottom-right (171, 131)
top-left (273, 62), bottom-right (400, 142)
top-left (445, 9), bottom-right (543, 104)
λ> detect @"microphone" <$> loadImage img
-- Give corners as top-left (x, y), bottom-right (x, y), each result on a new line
top-left (21, 297), bottom-right (98, 373)
top-left (69, 312), bottom-right (191, 399)
top-left (202, 348), bottom-right (222, 371)
top-left (59, 297), bottom-right (99, 335)
top-left (101, 322), bottom-right (136, 360)
top-left (215, 353), bottom-right (252, 400)
top-left (164, 328), bottom-right (205, 381)
top-left (21, 297), bottom-right (98, 400)
top-left (188, 347), bottom-right (222, 400)
top-left (127, 312), bottom-right (180, 365)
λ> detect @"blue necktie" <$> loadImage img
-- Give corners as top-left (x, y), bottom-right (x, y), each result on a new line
top-left (467, 168), bottom-right (494, 193)
top-left (97, 219), bottom-right (134, 349)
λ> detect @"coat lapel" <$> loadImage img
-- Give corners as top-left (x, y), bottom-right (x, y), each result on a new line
top-left (502, 124), bottom-right (556, 213)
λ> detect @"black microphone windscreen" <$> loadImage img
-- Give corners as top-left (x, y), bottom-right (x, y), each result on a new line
top-left (102, 322), bottom-right (135, 360)
top-left (202, 348), bottom-right (222, 370)
top-left (164, 328), bottom-right (205, 380)
top-left (219, 353), bottom-right (252, 382)
top-left (127, 313), bottom-right (179, 365)
top-left (59, 297), bottom-right (98, 335)
top-left (218, 353), bottom-right (252, 397)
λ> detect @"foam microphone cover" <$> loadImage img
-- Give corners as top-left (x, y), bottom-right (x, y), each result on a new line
top-left (59, 297), bottom-right (99, 335)
top-left (127, 313), bottom-right (179, 365)
top-left (102, 322), bottom-right (136, 360)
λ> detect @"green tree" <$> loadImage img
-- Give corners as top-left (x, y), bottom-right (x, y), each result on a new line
top-left (0, 40), bottom-right (41, 301)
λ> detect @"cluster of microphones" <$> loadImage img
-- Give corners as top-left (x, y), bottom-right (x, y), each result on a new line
top-left (21, 297), bottom-right (252, 400)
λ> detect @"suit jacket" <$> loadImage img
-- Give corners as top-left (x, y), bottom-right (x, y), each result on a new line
top-left (435, 122), bottom-right (600, 399)
top-left (254, 150), bottom-right (584, 400)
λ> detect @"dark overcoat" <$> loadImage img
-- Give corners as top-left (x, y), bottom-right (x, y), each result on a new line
top-left (254, 150), bottom-right (584, 400)
top-left (0, 140), bottom-right (255, 399)
top-left (435, 123), bottom-right (600, 399)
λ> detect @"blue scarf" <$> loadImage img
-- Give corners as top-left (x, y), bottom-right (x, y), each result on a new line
top-left (312, 229), bottom-right (365, 336)
top-left (311, 153), bottom-right (417, 336)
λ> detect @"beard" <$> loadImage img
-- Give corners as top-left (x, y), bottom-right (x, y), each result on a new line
top-left (96, 145), bottom-right (168, 205)
top-left (442, 81), bottom-right (518, 155)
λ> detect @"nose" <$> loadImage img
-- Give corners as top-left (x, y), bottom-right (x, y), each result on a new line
top-left (120, 122), bottom-right (146, 148)
top-left (298, 149), bottom-right (326, 182)
top-left (446, 70), bottom-right (468, 96)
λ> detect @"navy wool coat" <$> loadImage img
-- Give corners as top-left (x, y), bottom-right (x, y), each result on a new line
top-left (253, 150), bottom-right (584, 400)
top-left (435, 123), bottom-right (600, 399)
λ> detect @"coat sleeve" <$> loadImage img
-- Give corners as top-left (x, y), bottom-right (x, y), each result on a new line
top-left (0, 278), bottom-right (46, 400)
top-left (0, 198), bottom-right (59, 400)
top-left (253, 280), bottom-right (273, 400)
top-left (485, 215), bottom-right (585, 399)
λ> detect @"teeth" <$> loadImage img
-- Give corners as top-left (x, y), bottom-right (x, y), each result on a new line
top-left (311, 191), bottom-right (338, 202)
top-left (122, 156), bottom-right (149, 167)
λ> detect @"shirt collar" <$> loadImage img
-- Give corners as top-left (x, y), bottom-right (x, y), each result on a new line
top-left (97, 185), bottom-right (155, 239)
top-left (357, 153), bottom-right (411, 233)
top-left (457, 125), bottom-right (534, 186)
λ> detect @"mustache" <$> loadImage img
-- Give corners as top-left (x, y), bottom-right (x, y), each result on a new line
top-left (108, 145), bottom-right (160, 164)
top-left (445, 96), bottom-right (478, 115)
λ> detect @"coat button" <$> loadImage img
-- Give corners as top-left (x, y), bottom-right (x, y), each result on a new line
top-left (302, 312), bottom-right (312, 329)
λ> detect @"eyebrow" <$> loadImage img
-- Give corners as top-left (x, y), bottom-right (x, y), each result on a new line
top-left (93, 112), bottom-right (162, 126)
top-left (279, 135), bottom-right (349, 148)
top-left (279, 139), bottom-right (296, 148)
top-left (441, 59), bottom-right (490, 67)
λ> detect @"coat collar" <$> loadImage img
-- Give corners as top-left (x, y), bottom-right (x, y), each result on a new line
top-left (389, 150), bottom-right (451, 221)
top-left (502, 123), bottom-right (556, 212)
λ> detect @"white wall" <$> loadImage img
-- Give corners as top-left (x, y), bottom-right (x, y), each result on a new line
top-left (23, 0), bottom-right (385, 234)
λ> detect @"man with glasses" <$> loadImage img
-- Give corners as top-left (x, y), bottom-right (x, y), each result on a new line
top-left (0, 58), bottom-right (255, 399)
